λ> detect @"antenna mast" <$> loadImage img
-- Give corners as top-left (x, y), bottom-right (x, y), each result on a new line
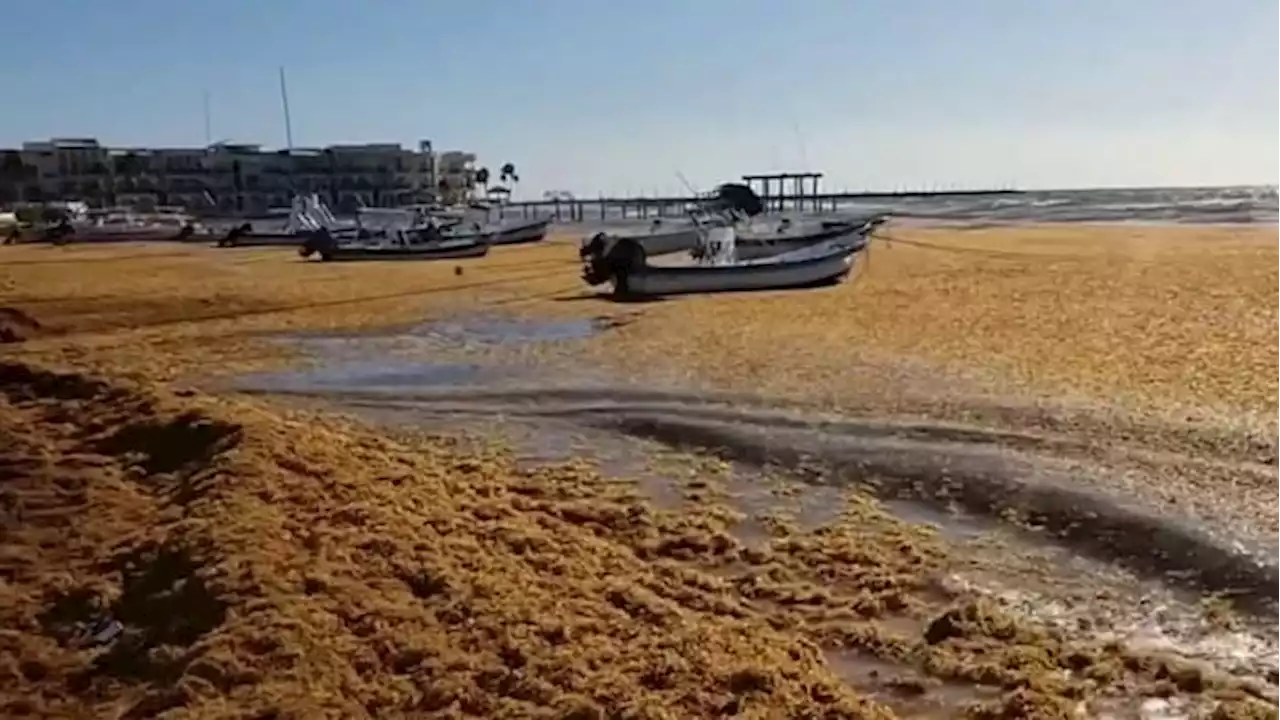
top-left (278, 67), bottom-right (294, 151)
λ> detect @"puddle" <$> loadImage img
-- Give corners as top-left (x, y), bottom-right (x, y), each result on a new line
top-left (238, 360), bottom-right (513, 395)
top-left (879, 498), bottom-right (990, 541)
top-left (411, 315), bottom-right (606, 346)
top-left (238, 313), bottom-right (617, 397)
top-left (278, 314), bottom-right (609, 348)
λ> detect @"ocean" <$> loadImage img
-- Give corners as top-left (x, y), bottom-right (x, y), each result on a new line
top-left (534, 185), bottom-right (1278, 230)
top-left (217, 185), bottom-right (1277, 233)
top-left (827, 185), bottom-right (1278, 226)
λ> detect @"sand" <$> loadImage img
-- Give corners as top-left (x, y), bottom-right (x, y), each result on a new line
top-left (1, 224), bottom-right (1277, 718)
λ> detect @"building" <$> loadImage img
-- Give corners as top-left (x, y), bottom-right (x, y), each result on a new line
top-left (0, 137), bottom-right (475, 214)
top-left (436, 150), bottom-right (478, 199)
top-left (16, 138), bottom-right (112, 204)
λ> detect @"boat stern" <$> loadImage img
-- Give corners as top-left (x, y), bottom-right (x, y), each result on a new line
top-left (298, 229), bottom-right (337, 261)
top-left (580, 233), bottom-right (648, 294)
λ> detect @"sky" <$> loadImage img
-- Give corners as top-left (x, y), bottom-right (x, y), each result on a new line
top-left (3, 0), bottom-right (1276, 198)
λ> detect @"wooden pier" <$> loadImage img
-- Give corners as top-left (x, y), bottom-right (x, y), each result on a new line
top-left (502, 171), bottom-right (1021, 222)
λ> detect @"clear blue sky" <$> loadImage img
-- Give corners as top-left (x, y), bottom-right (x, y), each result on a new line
top-left (3, 0), bottom-right (1275, 197)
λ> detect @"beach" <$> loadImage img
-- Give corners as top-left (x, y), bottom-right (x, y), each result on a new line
top-left (2, 222), bottom-right (1277, 718)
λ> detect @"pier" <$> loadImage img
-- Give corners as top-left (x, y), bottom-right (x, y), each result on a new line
top-left (502, 171), bottom-right (1022, 222)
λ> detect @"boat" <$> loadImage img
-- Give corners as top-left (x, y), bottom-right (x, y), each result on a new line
top-left (597, 211), bottom-right (730, 257)
top-left (436, 203), bottom-right (551, 246)
top-left (297, 228), bottom-right (489, 262)
top-left (42, 207), bottom-right (200, 245)
top-left (579, 221), bottom-right (874, 298)
top-left (625, 218), bottom-right (710, 256)
top-left (489, 217), bottom-right (551, 245)
top-left (588, 184), bottom-right (877, 259)
top-left (730, 220), bottom-right (867, 260)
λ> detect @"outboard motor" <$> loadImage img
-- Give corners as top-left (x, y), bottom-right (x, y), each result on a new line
top-left (580, 234), bottom-right (646, 295)
top-left (579, 232), bottom-right (614, 285)
top-left (47, 219), bottom-right (74, 246)
top-left (298, 228), bottom-right (338, 261)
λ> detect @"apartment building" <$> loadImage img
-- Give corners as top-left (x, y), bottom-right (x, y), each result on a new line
top-left (0, 137), bottom-right (478, 214)
top-left (16, 138), bottom-right (112, 202)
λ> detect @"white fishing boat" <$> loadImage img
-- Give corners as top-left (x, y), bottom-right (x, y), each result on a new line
top-left (298, 227), bottom-right (489, 262)
top-left (580, 219), bottom-right (876, 298)
top-left (489, 217), bottom-right (551, 245)
top-left (436, 202), bottom-right (551, 245)
top-left (586, 184), bottom-right (880, 260)
top-left (43, 207), bottom-right (199, 245)
top-left (622, 217), bottom-right (711, 256)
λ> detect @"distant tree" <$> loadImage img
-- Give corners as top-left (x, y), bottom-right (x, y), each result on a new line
top-left (0, 151), bottom-right (31, 204)
top-left (113, 151), bottom-right (145, 181)
top-left (231, 159), bottom-right (245, 212)
top-left (111, 151), bottom-right (146, 206)
top-left (323, 148), bottom-right (338, 205)
top-left (499, 162), bottom-right (519, 185)
top-left (475, 166), bottom-right (490, 193)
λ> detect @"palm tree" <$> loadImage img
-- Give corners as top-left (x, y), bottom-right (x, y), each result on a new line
top-left (499, 162), bottom-right (519, 186)
top-left (475, 166), bottom-right (490, 194)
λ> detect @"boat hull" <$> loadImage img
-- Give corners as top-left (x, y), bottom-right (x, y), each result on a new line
top-left (628, 220), bottom-right (859, 258)
top-left (733, 236), bottom-right (849, 261)
top-left (490, 219), bottom-right (550, 245)
top-left (42, 227), bottom-right (194, 245)
top-left (301, 240), bottom-right (490, 262)
top-left (632, 227), bottom-right (703, 256)
top-left (219, 233), bottom-right (305, 247)
top-left (219, 227), bottom-right (362, 248)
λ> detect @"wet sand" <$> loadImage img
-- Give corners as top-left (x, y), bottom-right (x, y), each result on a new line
top-left (1, 224), bottom-right (1277, 718)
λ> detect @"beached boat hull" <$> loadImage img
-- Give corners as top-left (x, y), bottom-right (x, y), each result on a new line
top-left (732, 233), bottom-right (854, 261)
top-left (42, 224), bottom-right (196, 245)
top-left (617, 219), bottom-right (861, 258)
top-left (490, 219), bottom-right (551, 245)
top-left (219, 232), bottom-right (304, 248)
top-left (305, 244), bottom-right (490, 262)
top-left (632, 226), bottom-right (703, 256)
top-left (218, 224), bottom-right (365, 248)
top-left (298, 231), bottom-right (489, 262)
